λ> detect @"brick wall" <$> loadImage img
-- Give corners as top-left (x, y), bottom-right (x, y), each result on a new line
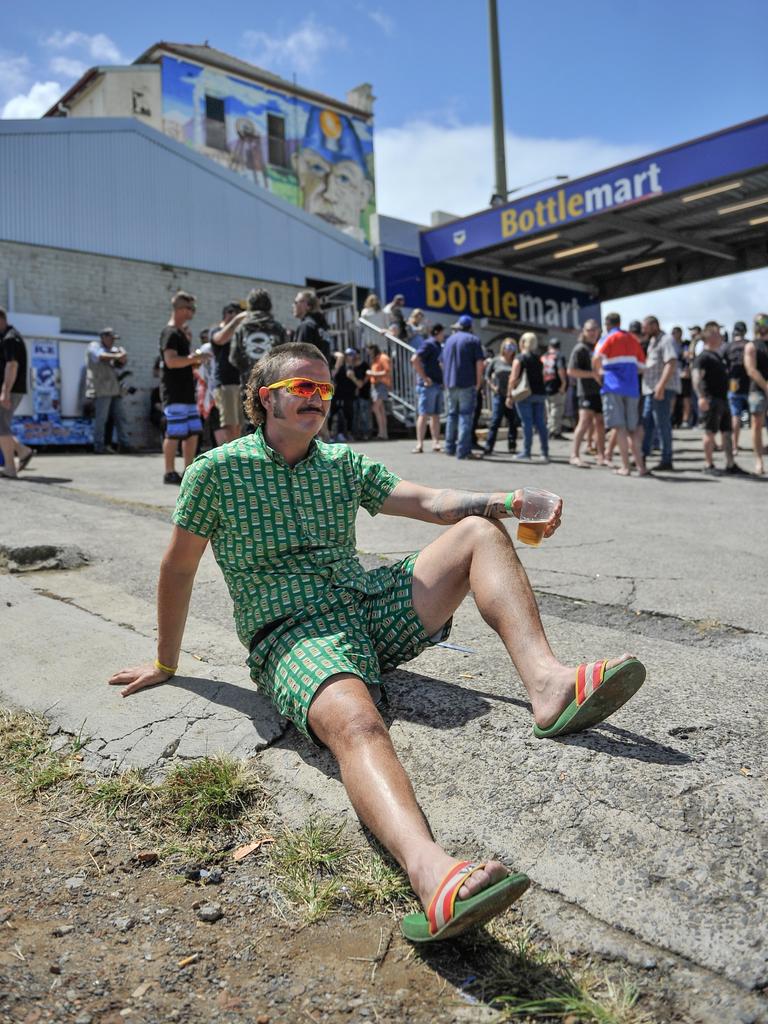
top-left (0, 240), bottom-right (302, 446)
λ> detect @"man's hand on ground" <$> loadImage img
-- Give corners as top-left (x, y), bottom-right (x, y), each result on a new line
top-left (108, 663), bottom-right (173, 698)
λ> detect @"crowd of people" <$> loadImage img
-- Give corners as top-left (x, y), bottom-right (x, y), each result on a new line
top-left (1, 294), bottom-right (767, 483)
top-left (377, 304), bottom-right (768, 478)
top-left (148, 288), bottom-right (393, 483)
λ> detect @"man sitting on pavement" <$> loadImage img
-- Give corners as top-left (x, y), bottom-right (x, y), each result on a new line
top-left (109, 341), bottom-right (646, 943)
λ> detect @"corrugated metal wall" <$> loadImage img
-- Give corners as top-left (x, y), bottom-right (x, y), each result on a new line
top-left (0, 118), bottom-right (374, 287)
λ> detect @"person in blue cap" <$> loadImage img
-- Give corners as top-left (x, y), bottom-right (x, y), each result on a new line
top-left (293, 108), bottom-right (374, 242)
top-left (441, 315), bottom-right (486, 460)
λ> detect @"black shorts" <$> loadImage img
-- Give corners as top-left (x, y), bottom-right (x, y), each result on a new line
top-left (579, 394), bottom-right (603, 414)
top-left (680, 377), bottom-right (692, 397)
top-left (703, 397), bottom-right (731, 435)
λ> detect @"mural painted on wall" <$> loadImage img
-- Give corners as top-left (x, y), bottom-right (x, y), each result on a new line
top-left (160, 56), bottom-right (375, 244)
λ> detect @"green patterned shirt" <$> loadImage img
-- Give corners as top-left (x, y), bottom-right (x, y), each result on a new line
top-left (172, 428), bottom-right (401, 647)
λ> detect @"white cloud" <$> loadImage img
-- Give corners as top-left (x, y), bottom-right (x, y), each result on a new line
top-left (50, 56), bottom-right (87, 79)
top-left (374, 119), bottom-right (648, 224)
top-left (44, 31), bottom-right (125, 64)
top-left (2, 81), bottom-right (62, 118)
top-left (609, 268), bottom-right (768, 336)
top-left (368, 10), bottom-right (395, 34)
top-left (0, 55), bottom-right (31, 100)
top-left (243, 17), bottom-right (345, 76)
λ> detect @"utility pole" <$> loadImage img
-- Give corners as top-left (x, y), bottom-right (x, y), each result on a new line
top-left (488, 0), bottom-right (508, 204)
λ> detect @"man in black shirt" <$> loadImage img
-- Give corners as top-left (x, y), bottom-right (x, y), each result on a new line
top-left (159, 291), bottom-right (209, 485)
top-left (567, 319), bottom-right (605, 467)
top-left (209, 301), bottom-right (246, 445)
top-left (693, 321), bottom-right (747, 476)
top-left (0, 307), bottom-right (34, 479)
top-left (292, 290), bottom-right (332, 364)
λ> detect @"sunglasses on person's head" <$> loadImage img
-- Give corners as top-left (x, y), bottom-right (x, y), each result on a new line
top-left (266, 377), bottom-right (334, 400)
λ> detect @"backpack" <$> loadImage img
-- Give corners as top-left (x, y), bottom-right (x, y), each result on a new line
top-left (541, 351), bottom-right (561, 395)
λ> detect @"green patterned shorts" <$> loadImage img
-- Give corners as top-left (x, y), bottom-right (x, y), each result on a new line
top-left (246, 554), bottom-right (451, 740)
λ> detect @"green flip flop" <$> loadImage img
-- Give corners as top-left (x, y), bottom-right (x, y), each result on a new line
top-left (401, 861), bottom-right (530, 943)
top-left (533, 657), bottom-right (646, 739)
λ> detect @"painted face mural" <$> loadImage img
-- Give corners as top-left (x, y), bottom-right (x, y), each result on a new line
top-left (292, 109), bottom-right (374, 242)
top-left (161, 58), bottom-right (375, 243)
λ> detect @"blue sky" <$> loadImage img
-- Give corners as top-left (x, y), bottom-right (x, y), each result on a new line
top-left (2, 0), bottom-right (766, 327)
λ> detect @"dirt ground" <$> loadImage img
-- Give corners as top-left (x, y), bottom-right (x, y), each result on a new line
top-left (0, 773), bottom-right (680, 1024)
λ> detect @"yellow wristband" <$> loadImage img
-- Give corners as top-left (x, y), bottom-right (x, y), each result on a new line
top-left (154, 659), bottom-right (177, 676)
top-left (504, 492), bottom-right (516, 516)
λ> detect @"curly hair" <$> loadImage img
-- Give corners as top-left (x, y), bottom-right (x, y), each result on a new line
top-left (243, 343), bottom-right (328, 426)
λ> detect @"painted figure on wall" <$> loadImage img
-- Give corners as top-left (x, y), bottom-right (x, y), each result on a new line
top-left (161, 57), bottom-right (375, 243)
top-left (293, 109), bottom-right (374, 243)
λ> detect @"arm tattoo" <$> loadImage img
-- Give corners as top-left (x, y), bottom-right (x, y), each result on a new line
top-left (430, 489), bottom-right (507, 523)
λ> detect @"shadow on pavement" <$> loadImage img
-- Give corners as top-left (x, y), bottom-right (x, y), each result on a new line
top-left (556, 722), bottom-right (692, 765)
top-left (415, 924), bottom-right (586, 1014)
top-left (166, 674), bottom-right (273, 718)
top-left (3, 474), bottom-right (74, 485)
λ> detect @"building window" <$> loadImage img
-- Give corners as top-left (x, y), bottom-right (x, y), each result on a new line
top-left (267, 114), bottom-right (288, 167)
top-left (205, 95), bottom-right (227, 151)
top-left (131, 90), bottom-right (151, 117)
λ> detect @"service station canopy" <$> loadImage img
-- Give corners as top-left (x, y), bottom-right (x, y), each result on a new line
top-left (419, 115), bottom-right (768, 302)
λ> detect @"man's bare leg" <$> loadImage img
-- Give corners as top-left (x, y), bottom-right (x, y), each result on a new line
top-left (182, 435), bottom-right (199, 468)
top-left (752, 414), bottom-right (765, 474)
top-left (615, 427), bottom-right (631, 474)
top-left (595, 415), bottom-right (607, 463)
top-left (411, 517), bottom-right (633, 728)
top-left (414, 414), bottom-right (427, 451)
top-left (570, 409), bottom-right (591, 464)
top-left (307, 674), bottom-right (509, 911)
top-left (162, 437), bottom-right (177, 474)
top-left (429, 414), bottom-right (441, 448)
top-left (629, 427), bottom-right (647, 474)
top-left (0, 435), bottom-right (17, 477)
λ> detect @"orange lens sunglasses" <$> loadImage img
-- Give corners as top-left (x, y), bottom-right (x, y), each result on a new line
top-left (266, 377), bottom-right (334, 400)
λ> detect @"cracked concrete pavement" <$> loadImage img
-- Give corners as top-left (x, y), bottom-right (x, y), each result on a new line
top-left (0, 431), bottom-right (766, 1022)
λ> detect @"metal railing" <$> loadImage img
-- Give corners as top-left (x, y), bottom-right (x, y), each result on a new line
top-left (357, 317), bottom-right (418, 427)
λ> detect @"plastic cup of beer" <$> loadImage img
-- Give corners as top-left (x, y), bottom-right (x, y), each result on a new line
top-left (517, 487), bottom-right (560, 547)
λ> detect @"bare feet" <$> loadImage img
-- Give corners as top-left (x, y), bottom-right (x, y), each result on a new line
top-left (527, 652), bottom-right (637, 729)
top-left (613, 466), bottom-right (631, 476)
top-left (569, 456), bottom-right (589, 468)
top-left (410, 845), bottom-right (510, 912)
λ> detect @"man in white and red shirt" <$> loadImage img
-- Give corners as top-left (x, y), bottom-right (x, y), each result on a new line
top-left (594, 312), bottom-right (649, 477)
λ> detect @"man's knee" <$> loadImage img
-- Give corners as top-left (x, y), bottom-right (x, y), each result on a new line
top-left (454, 515), bottom-right (509, 549)
top-left (308, 675), bottom-right (390, 753)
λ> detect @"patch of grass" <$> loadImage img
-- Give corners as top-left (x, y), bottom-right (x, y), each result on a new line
top-left (270, 816), bottom-right (413, 924)
top-left (85, 755), bottom-right (268, 854)
top-left (160, 757), bottom-right (266, 833)
top-left (0, 708), bottom-right (81, 797)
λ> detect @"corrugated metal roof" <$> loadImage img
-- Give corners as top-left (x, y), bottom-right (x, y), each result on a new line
top-left (0, 118), bottom-right (374, 288)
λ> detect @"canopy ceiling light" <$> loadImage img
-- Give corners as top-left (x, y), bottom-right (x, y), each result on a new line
top-left (621, 257), bottom-right (666, 273)
top-left (513, 232), bottom-right (560, 251)
top-left (681, 180), bottom-right (743, 202)
top-left (553, 242), bottom-right (599, 259)
top-left (717, 195), bottom-right (768, 215)
top-left (749, 214), bottom-right (768, 226)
